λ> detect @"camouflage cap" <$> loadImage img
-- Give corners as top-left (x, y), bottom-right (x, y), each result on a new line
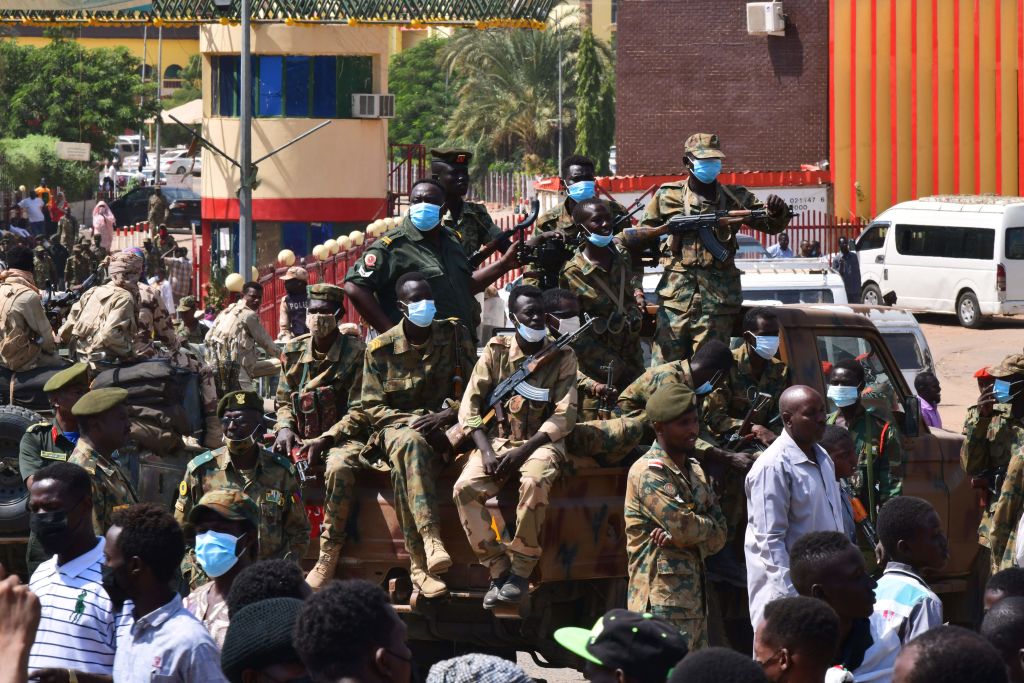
top-left (989, 353), bottom-right (1024, 379)
top-left (177, 295), bottom-right (197, 312)
top-left (217, 390), bottom-right (264, 418)
top-left (646, 383), bottom-right (696, 422)
top-left (189, 488), bottom-right (260, 529)
top-left (71, 387), bottom-right (129, 416)
top-left (430, 148), bottom-right (473, 167)
top-left (308, 283), bottom-right (345, 304)
top-left (281, 266), bottom-right (309, 282)
top-left (683, 133), bottom-right (726, 160)
top-left (42, 362), bottom-right (89, 393)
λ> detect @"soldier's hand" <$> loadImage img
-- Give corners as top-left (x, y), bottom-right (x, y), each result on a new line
top-left (650, 528), bottom-right (673, 548)
top-left (481, 448), bottom-right (501, 476)
top-left (412, 407), bottom-right (455, 434)
top-left (299, 436), bottom-right (333, 468)
top-left (273, 428), bottom-right (300, 455)
top-left (594, 383), bottom-right (620, 403)
top-left (766, 194), bottom-right (788, 217)
top-left (750, 425), bottom-right (777, 446)
top-left (495, 445), bottom-right (530, 478)
top-left (978, 387), bottom-right (998, 418)
top-left (713, 448), bottom-right (756, 470)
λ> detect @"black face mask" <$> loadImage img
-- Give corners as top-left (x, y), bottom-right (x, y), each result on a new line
top-left (101, 563), bottom-right (128, 612)
top-left (30, 496), bottom-right (86, 556)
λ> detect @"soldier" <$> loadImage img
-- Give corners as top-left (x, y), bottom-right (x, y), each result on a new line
top-left (18, 362), bottom-right (90, 574)
top-left (64, 243), bottom-right (91, 288)
top-left (557, 198), bottom-right (645, 420)
top-left (175, 390), bottom-right (310, 589)
top-left (33, 243), bottom-right (56, 289)
top-left (142, 238), bottom-right (165, 280)
top-left (205, 281), bottom-right (280, 391)
top-left (92, 234), bottom-right (109, 266)
top-left (0, 246), bottom-right (61, 371)
top-left (538, 154), bottom-right (628, 245)
top-left (826, 358), bottom-right (903, 520)
top-left (67, 387), bottom-right (139, 537)
top-left (343, 178), bottom-right (519, 343)
top-left (980, 355), bottom-right (1024, 572)
top-left (56, 207), bottom-right (79, 252)
top-left (639, 133), bottom-right (791, 363)
top-left (625, 383), bottom-right (727, 650)
top-left (156, 224), bottom-right (178, 255)
top-left (703, 306), bottom-right (789, 445)
top-left (147, 188), bottom-right (168, 235)
top-left (59, 249), bottom-right (142, 361)
top-left (453, 285), bottom-right (578, 607)
top-left (431, 149), bottom-right (504, 258)
top-left (277, 266), bottom-right (310, 341)
top-left (175, 295), bottom-right (207, 345)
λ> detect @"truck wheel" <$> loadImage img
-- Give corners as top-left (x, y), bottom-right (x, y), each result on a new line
top-left (0, 406), bottom-right (44, 534)
top-left (957, 290), bottom-right (984, 329)
top-left (861, 283), bottom-right (883, 306)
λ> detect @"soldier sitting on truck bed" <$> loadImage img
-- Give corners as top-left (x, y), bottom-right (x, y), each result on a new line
top-left (453, 284), bottom-right (578, 608)
top-left (0, 245), bottom-right (62, 372)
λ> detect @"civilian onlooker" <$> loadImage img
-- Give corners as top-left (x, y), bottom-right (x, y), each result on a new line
top-left (874, 496), bottom-right (947, 644)
top-left (226, 558), bottom-right (312, 616)
top-left (914, 371), bottom-right (943, 429)
top-left (766, 232), bottom-right (793, 258)
top-left (667, 647), bottom-right (769, 683)
top-left (19, 191), bottom-right (45, 238)
top-left (799, 240), bottom-right (814, 258)
top-left (982, 597), bottom-right (1024, 683)
top-left (553, 608), bottom-right (690, 682)
top-left (0, 565), bottom-right (41, 683)
top-left (755, 596), bottom-right (840, 683)
top-left (105, 504), bottom-right (228, 683)
top-left (101, 162), bottom-right (116, 194)
top-left (988, 568), bottom-right (1024, 611)
top-left (220, 597), bottom-right (308, 683)
top-left (893, 625), bottom-right (1008, 683)
top-left (744, 386), bottom-right (845, 628)
top-left (790, 531), bottom-right (900, 681)
top-left (27, 463), bottom-right (118, 681)
top-left (819, 425), bottom-right (860, 545)
top-left (294, 579), bottom-right (412, 683)
top-left (165, 247), bottom-right (192, 306)
top-left (91, 202), bottom-right (114, 252)
top-left (183, 490), bottom-right (259, 648)
top-left (831, 237), bottom-right (862, 304)
top-left (427, 654), bottom-right (532, 683)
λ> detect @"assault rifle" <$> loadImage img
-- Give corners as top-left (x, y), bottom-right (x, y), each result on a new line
top-left (723, 391), bottom-right (773, 452)
top-left (972, 466), bottom-right (1008, 511)
top-left (842, 481), bottom-right (880, 548)
top-left (619, 207), bottom-right (790, 262)
top-left (468, 199), bottom-right (541, 268)
top-left (43, 271), bottom-right (99, 330)
top-left (446, 315), bottom-right (595, 450)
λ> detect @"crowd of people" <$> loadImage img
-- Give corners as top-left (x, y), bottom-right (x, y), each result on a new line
top-left (0, 134), bottom-right (1022, 682)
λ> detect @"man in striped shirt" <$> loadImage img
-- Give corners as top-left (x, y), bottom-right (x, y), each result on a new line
top-left (27, 462), bottom-right (119, 681)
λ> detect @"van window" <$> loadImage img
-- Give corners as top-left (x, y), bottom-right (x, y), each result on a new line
top-left (894, 224), bottom-right (995, 259)
top-left (1007, 228), bottom-right (1024, 260)
top-left (857, 223), bottom-right (888, 251)
top-left (881, 332), bottom-right (924, 371)
top-left (817, 334), bottom-right (901, 416)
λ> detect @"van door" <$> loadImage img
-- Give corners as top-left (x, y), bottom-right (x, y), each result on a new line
top-left (855, 221), bottom-right (889, 303)
top-left (1003, 226), bottom-right (1024, 309)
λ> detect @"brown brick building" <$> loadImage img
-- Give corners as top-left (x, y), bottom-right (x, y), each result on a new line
top-left (615, 0), bottom-right (829, 175)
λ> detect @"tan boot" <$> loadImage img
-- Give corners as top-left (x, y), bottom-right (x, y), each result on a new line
top-left (409, 553), bottom-right (448, 599)
top-left (421, 525), bottom-right (452, 575)
top-left (306, 542), bottom-right (341, 591)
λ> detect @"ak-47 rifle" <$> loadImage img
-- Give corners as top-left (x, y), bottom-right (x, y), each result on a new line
top-left (468, 199), bottom-right (541, 268)
top-left (724, 391), bottom-right (773, 451)
top-left (598, 360), bottom-right (616, 419)
top-left (842, 480), bottom-right (880, 548)
top-left (446, 316), bottom-right (595, 450)
top-left (619, 207), bottom-right (792, 262)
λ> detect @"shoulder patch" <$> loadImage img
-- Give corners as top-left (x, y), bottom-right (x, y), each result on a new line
top-left (269, 451), bottom-right (297, 474)
top-left (27, 422), bottom-right (50, 433)
top-left (364, 253), bottom-right (378, 268)
top-left (380, 235), bottom-right (393, 247)
top-left (186, 450), bottom-right (216, 474)
top-left (648, 458), bottom-right (665, 470)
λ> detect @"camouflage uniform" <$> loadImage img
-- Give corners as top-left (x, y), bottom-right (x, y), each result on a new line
top-left (443, 202), bottom-right (502, 258)
top-left (68, 440), bottom-right (139, 537)
top-left (984, 423), bottom-right (1024, 571)
top-left (64, 246), bottom-right (92, 287)
top-left (961, 404), bottom-right (1018, 550)
top-left (558, 245), bottom-right (645, 420)
top-left (56, 213), bottom-right (79, 252)
top-left (175, 318), bottom-right (207, 345)
top-left (617, 359), bottom-right (715, 452)
top-left (703, 344), bottom-right (789, 437)
top-left (60, 282), bottom-right (138, 361)
top-left (33, 247), bottom-right (55, 289)
top-left (0, 270), bottom-right (61, 371)
top-left (205, 299), bottom-right (280, 391)
top-left (453, 334), bottom-right (578, 579)
top-left (137, 282), bottom-right (179, 352)
top-left (538, 197), bottom-right (629, 245)
top-left (91, 240), bottom-right (108, 269)
top-left (827, 407), bottom-right (903, 511)
top-left (625, 442), bottom-right (727, 650)
top-left (147, 194), bottom-right (168, 233)
top-left (144, 246), bottom-right (165, 280)
top-left (564, 416), bottom-right (649, 470)
top-left (157, 233), bottom-right (178, 255)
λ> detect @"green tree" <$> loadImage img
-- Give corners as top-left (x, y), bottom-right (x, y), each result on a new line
top-left (165, 54), bottom-right (201, 108)
top-left (0, 135), bottom-right (95, 200)
top-left (389, 37), bottom-right (457, 148)
top-left (575, 29), bottom-right (615, 174)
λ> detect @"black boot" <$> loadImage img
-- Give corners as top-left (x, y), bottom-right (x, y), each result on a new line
top-left (483, 572), bottom-right (510, 610)
top-left (496, 574), bottom-right (529, 604)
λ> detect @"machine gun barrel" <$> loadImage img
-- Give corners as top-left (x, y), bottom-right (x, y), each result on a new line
top-left (468, 199), bottom-right (540, 268)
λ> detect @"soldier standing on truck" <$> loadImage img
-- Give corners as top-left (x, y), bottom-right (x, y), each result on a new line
top-left (625, 383), bottom-right (727, 650)
top-left (176, 390), bottom-right (310, 589)
top-left (175, 296), bottom-right (207, 345)
top-left (978, 355), bottom-right (1024, 572)
top-left (33, 243), bottom-right (56, 289)
top-left (0, 246), bottom-right (62, 372)
top-left (640, 133), bottom-right (791, 363)
top-left (431, 149), bottom-right (504, 257)
top-left (19, 363), bottom-right (89, 574)
top-left (538, 154), bottom-right (628, 245)
top-left (59, 250), bottom-right (144, 361)
top-left (277, 266), bottom-right (310, 341)
top-left (205, 281), bottom-right (280, 392)
top-left (453, 284), bottom-right (578, 608)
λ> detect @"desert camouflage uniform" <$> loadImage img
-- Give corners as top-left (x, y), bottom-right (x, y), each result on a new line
top-left (703, 344), bottom-right (789, 437)
top-left (147, 194), bottom-right (168, 234)
top-left (625, 442), bottom-right (727, 650)
top-left (442, 202), bottom-right (502, 258)
top-left (59, 282), bottom-right (138, 361)
top-left (961, 404), bottom-right (1017, 550)
top-left (68, 440), bottom-right (139, 537)
top-left (538, 197), bottom-right (629, 245)
top-left (641, 182), bottom-right (788, 363)
top-left (983, 423), bottom-right (1024, 571)
top-left (0, 271), bottom-right (61, 371)
top-left (453, 334), bottom-right (578, 578)
top-left (827, 407), bottom-right (903, 511)
top-left (137, 282), bottom-right (179, 352)
top-left (205, 299), bottom-right (280, 391)
top-left (33, 247), bottom-right (55, 289)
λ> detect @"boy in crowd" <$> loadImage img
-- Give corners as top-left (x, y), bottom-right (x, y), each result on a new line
top-left (754, 596), bottom-right (840, 683)
top-left (988, 568), bottom-right (1024, 612)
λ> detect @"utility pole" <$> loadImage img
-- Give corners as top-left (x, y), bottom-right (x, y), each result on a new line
top-left (139, 26), bottom-right (147, 174)
top-left (238, 0), bottom-right (253, 277)
top-left (557, 40), bottom-right (563, 178)
top-left (154, 25), bottom-right (162, 191)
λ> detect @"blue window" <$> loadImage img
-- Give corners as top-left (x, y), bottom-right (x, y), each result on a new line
top-left (312, 56), bottom-right (337, 118)
top-left (216, 55), bottom-right (240, 117)
top-left (285, 56), bottom-right (311, 117)
top-left (257, 56), bottom-right (283, 117)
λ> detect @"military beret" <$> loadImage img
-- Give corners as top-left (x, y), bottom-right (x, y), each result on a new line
top-left (430, 148), bottom-right (473, 166)
top-left (307, 283), bottom-right (345, 304)
top-left (646, 383), bottom-right (696, 423)
top-left (43, 363), bottom-right (89, 393)
top-left (989, 353), bottom-right (1024, 379)
top-left (189, 488), bottom-right (260, 529)
top-left (177, 295), bottom-right (197, 312)
top-left (71, 387), bottom-right (129, 416)
top-left (217, 390), bottom-right (264, 418)
top-left (684, 133), bottom-right (726, 160)
top-left (281, 266), bottom-right (309, 282)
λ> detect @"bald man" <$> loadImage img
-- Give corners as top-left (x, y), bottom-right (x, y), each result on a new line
top-left (744, 385), bottom-right (846, 629)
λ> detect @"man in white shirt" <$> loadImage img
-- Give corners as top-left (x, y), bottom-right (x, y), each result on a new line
top-left (744, 385), bottom-right (845, 629)
top-left (28, 462), bottom-right (119, 680)
top-left (766, 232), bottom-right (794, 258)
top-left (18, 191), bottom-right (46, 237)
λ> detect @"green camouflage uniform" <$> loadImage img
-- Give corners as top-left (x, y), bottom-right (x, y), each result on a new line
top-left (91, 242), bottom-right (108, 270)
top-left (33, 248), bottom-right (55, 289)
top-left (19, 420), bottom-right (76, 573)
top-left (65, 249), bottom-right (91, 288)
top-left (961, 404), bottom-right (1017, 550)
top-left (144, 247), bottom-right (165, 280)
top-left (984, 422), bottom-right (1024, 571)
top-left (703, 344), bottom-right (789, 437)
top-left (537, 197), bottom-right (629, 245)
top-left (641, 183), bottom-right (788, 363)
top-left (625, 442), bottom-right (727, 650)
top-left (827, 407), bottom-right (903, 512)
top-left (443, 202), bottom-right (502, 258)
top-left (564, 416), bottom-right (649, 470)
top-left (174, 318), bottom-right (207, 345)
top-left (67, 440), bottom-right (139, 537)
top-left (558, 245), bottom-right (645, 421)
top-left (57, 213), bottom-right (79, 252)
top-left (617, 359), bottom-right (715, 453)
top-left (157, 233), bottom-right (178, 255)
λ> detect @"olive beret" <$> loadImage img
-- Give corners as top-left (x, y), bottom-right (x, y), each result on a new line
top-left (217, 390), bottom-right (264, 418)
top-left (71, 387), bottom-right (129, 416)
top-left (646, 383), bottom-right (696, 423)
top-left (43, 363), bottom-right (89, 393)
top-left (307, 283), bottom-right (344, 304)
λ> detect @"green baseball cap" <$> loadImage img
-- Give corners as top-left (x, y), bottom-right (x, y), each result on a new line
top-left (189, 488), bottom-right (260, 529)
top-left (683, 132), bottom-right (726, 159)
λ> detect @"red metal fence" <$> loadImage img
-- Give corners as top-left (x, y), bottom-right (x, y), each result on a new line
top-left (740, 210), bottom-right (867, 254)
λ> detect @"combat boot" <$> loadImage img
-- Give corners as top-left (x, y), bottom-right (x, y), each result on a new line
top-left (306, 542), bottom-right (341, 591)
top-left (409, 553), bottom-right (448, 599)
top-left (421, 525), bottom-right (452, 575)
top-left (203, 415), bottom-right (223, 450)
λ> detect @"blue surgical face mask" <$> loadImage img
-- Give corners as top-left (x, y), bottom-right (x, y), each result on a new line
top-left (513, 314), bottom-right (548, 343)
top-left (62, 431), bottom-right (80, 446)
top-left (691, 158), bottom-right (722, 184)
top-left (994, 379), bottom-right (1023, 404)
top-left (827, 384), bottom-right (861, 408)
top-left (695, 381), bottom-right (714, 396)
top-left (404, 299), bottom-right (436, 328)
top-left (194, 530), bottom-right (243, 578)
top-left (409, 202), bottom-right (441, 231)
top-left (752, 335), bottom-right (780, 360)
top-left (585, 230), bottom-right (614, 248)
top-left (566, 180), bottom-right (596, 202)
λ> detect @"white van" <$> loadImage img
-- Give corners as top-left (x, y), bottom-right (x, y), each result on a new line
top-left (856, 195), bottom-right (1024, 327)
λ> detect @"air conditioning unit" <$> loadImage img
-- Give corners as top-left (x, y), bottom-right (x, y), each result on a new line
top-left (747, 1), bottom-right (786, 36)
top-left (352, 93), bottom-right (396, 119)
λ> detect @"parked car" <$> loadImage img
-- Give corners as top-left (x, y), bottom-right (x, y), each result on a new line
top-left (856, 195), bottom-right (1024, 327)
top-left (160, 149), bottom-right (201, 176)
top-left (735, 233), bottom-right (771, 260)
top-left (108, 185), bottom-right (200, 231)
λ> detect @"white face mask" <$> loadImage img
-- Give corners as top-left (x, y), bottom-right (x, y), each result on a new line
top-left (553, 315), bottom-right (582, 337)
top-left (512, 314), bottom-right (548, 343)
